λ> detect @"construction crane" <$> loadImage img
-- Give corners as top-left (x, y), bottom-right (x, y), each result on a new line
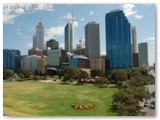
top-left (78, 26), bottom-right (85, 55)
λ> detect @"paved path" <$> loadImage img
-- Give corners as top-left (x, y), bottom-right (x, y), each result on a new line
top-left (145, 84), bottom-right (155, 116)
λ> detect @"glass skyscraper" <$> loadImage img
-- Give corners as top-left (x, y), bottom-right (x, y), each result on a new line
top-left (105, 9), bottom-right (132, 69)
top-left (3, 49), bottom-right (21, 70)
top-left (65, 16), bottom-right (74, 52)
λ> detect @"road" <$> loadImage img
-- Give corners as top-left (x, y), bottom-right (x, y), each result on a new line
top-left (145, 84), bottom-right (155, 116)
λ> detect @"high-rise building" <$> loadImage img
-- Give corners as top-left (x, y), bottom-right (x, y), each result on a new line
top-left (32, 22), bottom-right (44, 50)
top-left (3, 49), bottom-right (21, 70)
top-left (32, 34), bottom-right (37, 49)
top-left (138, 42), bottom-right (148, 66)
top-left (85, 22), bottom-right (100, 59)
top-left (90, 56), bottom-right (106, 73)
top-left (65, 15), bottom-right (74, 52)
top-left (132, 26), bottom-right (138, 53)
top-left (47, 49), bottom-right (67, 67)
top-left (132, 53), bottom-right (139, 67)
top-left (105, 9), bottom-right (132, 69)
top-left (46, 39), bottom-right (59, 50)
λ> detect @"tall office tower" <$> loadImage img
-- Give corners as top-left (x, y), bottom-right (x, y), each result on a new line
top-left (32, 34), bottom-right (37, 49)
top-left (132, 26), bottom-right (138, 53)
top-left (138, 42), bottom-right (148, 66)
top-left (3, 49), bottom-right (21, 70)
top-left (65, 15), bottom-right (74, 52)
top-left (46, 39), bottom-right (59, 50)
top-left (36, 21), bottom-right (44, 49)
top-left (105, 9), bottom-right (131, 69)
top-left (85, 22), bottom-right (100, 59)
top-left (132, 26), bottom-right (139, 67)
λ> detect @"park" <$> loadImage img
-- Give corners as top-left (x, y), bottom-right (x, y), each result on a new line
top-left (3, 80), bottom-right (118, 116)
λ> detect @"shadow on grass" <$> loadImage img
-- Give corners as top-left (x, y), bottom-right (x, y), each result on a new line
top-left (107, 104), bottom-right (118, 115)
top-left (59, 82), bottom-right (70, 85)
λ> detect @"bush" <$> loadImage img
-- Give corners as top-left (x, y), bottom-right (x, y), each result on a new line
top-left (53, 75), bottom-right (59, 80)
top-left (3, 69), bottom-right (14, 79)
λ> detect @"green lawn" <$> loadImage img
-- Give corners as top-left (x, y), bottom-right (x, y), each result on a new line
top-left (3, 81), bottom-right (118, 116)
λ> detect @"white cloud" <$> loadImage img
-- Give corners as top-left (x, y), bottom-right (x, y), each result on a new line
top-left (59, 43), bottom-right (64, 49)
top-left (60, 13), bottom-right (72, 19)
top-left (121, 4), bottom-right (137, 17)
top-left (80, 18), bottom-right (84, 21)
top-left (16, 28), bottom-right (23, 36)
top-left (121, 4), bottom-right (144, 20)
top-left (74, 21), bottom-right (78, 27)
top-left (135, 14), bottom-right (144, 19)
top-left (89, 10), bottom-right (94, 15)
top-left (45, 26), bottom-right (64, 41)
top-left (145, 37), bottom-right (155, 42)
top-left (26, 41), bottom-right (32, 49)
top-left (36, 4), bottom-right (54, 11)
top-left (3, 4), bottom-right (54, 24)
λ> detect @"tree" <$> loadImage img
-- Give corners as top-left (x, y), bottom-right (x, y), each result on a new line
top-left (3, 69), bottom-right (14, 79)
top-left (63, 67), bottom-right (79, 82)
top-left (111, 69), bottom-right (127, 83)
top-left (16, 69), bottom-right (32, 78)
top-left (34, 70), bottom-right (43, 76)
top-left (78, 70), bottom-right (89, 80)
top-left (90, 69), bottom-right (101, 77)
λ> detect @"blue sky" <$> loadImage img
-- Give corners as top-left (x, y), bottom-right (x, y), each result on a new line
top-left (3, 4), bottom-right (155, 66)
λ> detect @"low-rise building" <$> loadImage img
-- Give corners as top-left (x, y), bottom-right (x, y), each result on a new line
top-left (47, 49), bottom-right (67, 67)
top-left (21, 55), bottom-right (40, 73)
top-left (70, 55), bottom-right (90, 69)
top-left (28, 48), bottom-right (42, 56)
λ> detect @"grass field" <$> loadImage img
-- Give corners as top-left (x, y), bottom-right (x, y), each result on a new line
top-left (3, 80), bottom-right (118, 116)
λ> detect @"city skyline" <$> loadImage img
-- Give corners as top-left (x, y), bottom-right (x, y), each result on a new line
top-left (3, 4), bottom-right (155, 66)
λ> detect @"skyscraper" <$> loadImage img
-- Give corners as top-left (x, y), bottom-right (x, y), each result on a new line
top-left (3, 49), bottom-right (21, 70)
top-left (132, 26), bottom-right (139, 67)
top-left (138, 42), bottom-right (148, 66)
top-left (32, 21), bottom-right (44, 50)
top-left (85, 22), bottom-right (100, 59)
top-left (105, 9), bottom-right (132, 69)
top-left (32, 34), bottom-right (37, 49)
top-left (65, 15), bottom-right (74, 52)
top-left (36, 22), bottom-right (44, 49)
top-left (132, 26), bottom-right (138, 53)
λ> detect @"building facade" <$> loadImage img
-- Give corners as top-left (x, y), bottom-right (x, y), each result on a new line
top-left (70, 55), bottom-right (90, 69)
top-left (28, 48), bottom-right (42, 56)
top-left (105, 9), bottom-right (132, 69)
top-left (65, 16), bottom-right (74, 52)
top-left (21, 55), bottom-right (41, 73)
top-left (46, 39), bottom-right (59, 50)
top-left (138, 42), bottom-right (148, 66)
top-left (32, 22), bottom-right (44, 50)
top-left (90, 56), bottom-right (106, 73)
top-left (37, 57), bottom-right (47, 74)
top-left (132, 53), bottom-right (139, 67)
top-left (85, 22), bottom-right (100, 59)
top-left (132, 26), bottom-right (138, 53)
top-left (47, 49), bottom-right (67, 67)
top-left (3, 49), bottom-right (21, 70)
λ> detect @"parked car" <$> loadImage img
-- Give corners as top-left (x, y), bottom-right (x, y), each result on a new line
top-left (144, 103), bottom-right (154, 108)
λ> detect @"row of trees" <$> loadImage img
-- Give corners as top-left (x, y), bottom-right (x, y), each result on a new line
top-left (111, 68), bottom-right (154, 116)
